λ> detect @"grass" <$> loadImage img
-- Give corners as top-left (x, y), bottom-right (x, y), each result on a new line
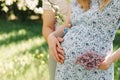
top-left (0, 19), bottom-right (49, 80)
top-left (0, 18), bottom-right (120, 80)
top-left (113, 30), bottom-right (120, 80)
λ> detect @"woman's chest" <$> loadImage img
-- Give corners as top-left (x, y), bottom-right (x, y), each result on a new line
top-left (70, 0), bottom-right (119, 29)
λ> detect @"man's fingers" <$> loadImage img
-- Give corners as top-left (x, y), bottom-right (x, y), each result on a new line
top-left (58, 53), bottom-right (64, 60)
top-left (52, 52), bottom-right (61, 63)
top-left (56, 40), bottom-right (62, 49)
top-left (49, 45), bottom-right (60, 63)
top-left (57, 46), bottom-right (64, 56)
top-left (53, 46), bottom-right (61, 62)
top-left (58, 53), bottom-right (64, 64)
top-left (57, 37), bottom-right (64, 42)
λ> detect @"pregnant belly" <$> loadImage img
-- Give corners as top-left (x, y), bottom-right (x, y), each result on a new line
top-left (61, 28), bottom-right (112, 60)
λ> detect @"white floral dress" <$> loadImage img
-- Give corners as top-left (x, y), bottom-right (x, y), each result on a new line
top-left (55, 0), bottom-right (120, 80)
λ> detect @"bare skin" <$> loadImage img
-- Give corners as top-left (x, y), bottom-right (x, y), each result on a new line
top-left (42, 10), bottom-right (64, 63)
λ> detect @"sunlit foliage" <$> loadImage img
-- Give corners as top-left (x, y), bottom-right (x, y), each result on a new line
top-left (0, 0), bottom-right (43, 14)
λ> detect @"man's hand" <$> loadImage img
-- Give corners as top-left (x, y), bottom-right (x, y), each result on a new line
top-left (48, 34), bottom-right (64, 64)
top-left (56, 37), bottom-right (64, 63)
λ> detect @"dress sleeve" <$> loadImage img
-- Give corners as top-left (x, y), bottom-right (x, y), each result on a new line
top-left (42, 0), bottom-right (56, 10)
top-left (114, 0), bottom-right (120, 17)
top-left (104, 0), bottom-right (120, 24)
top-left (115, 0), bottom-right (120, 27)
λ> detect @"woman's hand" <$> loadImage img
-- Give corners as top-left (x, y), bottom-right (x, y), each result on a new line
top-left (98, 55), bottom-right (113, 70)
top-left (48, 33), bottom-right (64, 64)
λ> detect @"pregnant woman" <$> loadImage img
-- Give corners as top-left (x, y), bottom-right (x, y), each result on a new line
top-left (48, 0), bottom-right (120, 80)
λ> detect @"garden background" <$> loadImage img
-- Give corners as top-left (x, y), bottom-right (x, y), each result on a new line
top-left (0, 0), bottom-right (120, 80)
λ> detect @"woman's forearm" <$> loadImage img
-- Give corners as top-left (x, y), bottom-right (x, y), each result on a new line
top-left (110, 48), bottom-right (120, 63)
top-left (98, 48), bottom-right (120, 70)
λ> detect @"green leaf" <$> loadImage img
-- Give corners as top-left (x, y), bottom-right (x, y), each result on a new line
top-left (66, 0), bottom-right (70, 3)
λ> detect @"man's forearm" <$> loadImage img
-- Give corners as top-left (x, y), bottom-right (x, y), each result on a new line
top-left (53, 27), bottom-right (65, 38)
top-left (42, 27), bottom-right (54, 42)
top-left (52, 24), bottom-right (71, 38)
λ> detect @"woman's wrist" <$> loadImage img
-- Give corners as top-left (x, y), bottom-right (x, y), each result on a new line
top-left (110, 48), bottom-right (120, 63)
top-left (106, 55), bottom-right (113, 65)
top-left (102, 48), bottom-right (120, 69)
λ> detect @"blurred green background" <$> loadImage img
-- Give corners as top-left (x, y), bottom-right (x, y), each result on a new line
top-left (0, 0), bottom-right (120, 80)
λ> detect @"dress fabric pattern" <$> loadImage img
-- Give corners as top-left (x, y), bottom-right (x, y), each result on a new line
top-left (55, 0), bottom-right (120, 80)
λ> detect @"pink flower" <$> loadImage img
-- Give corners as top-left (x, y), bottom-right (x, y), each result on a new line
top-left (76, 50), bottom-right (105, 70)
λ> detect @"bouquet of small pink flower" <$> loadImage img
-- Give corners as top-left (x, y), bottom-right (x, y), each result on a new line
top-left (76, 50), bottom-right (105, 70)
